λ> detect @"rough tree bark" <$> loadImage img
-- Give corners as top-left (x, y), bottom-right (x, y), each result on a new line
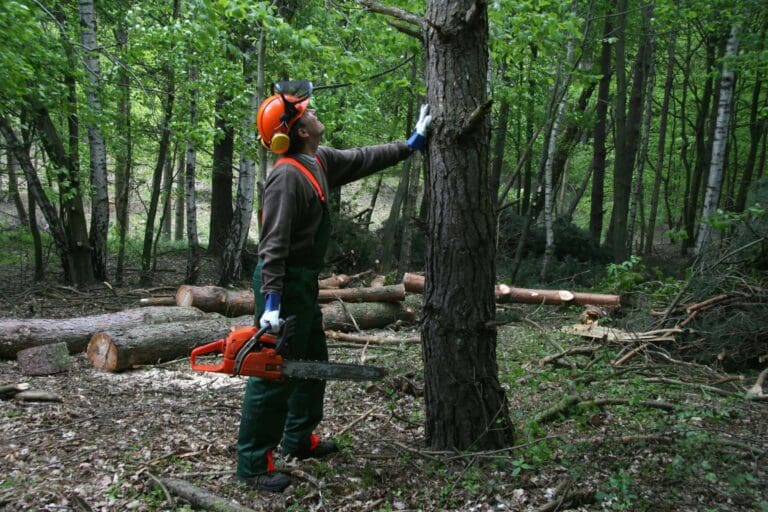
top-left (209, 94), bottom-right (235, 257)
top-left (423, 0), bottom-right (514, 450)
top-left (114, 19), bottom-right (132, 285)
top-left (590, 11), bottom-right (612, 245)
top-left (185, 61), bottom-right (202, 284)
top-left (645, 24), bottom-right (676, 254)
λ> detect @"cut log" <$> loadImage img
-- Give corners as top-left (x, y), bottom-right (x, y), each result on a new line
top-left (318, 274), bottom-right (351, 289)
top-left (402, 273), bottom-right (620, 307)
top-left (0, 383), bottom-right (30, 399)
top-left (318, 284), bottom-right (405, 303)
top-left (0, 306), bottom-right (211, 359)
top-left (17, 342), bottom-right (72, 376)
top-left (175, 285), bottom-right (254, 317)
top-left (370, 275), bottom-right (386, 287)
top-left (321, 301), bottom-right (416, 331)
top-left (87, 315), bottom-right (252, 372)
top-left (175, 284), bottom-right (407, 317)
top-left (14, 390), bottom-right (62, 402)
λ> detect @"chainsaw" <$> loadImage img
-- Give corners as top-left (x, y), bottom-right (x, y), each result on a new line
top-left (190, 316), bottom-right (386, 381)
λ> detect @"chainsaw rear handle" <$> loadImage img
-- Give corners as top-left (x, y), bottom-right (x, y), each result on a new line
top-left (190, 339), bottom-right (228, 373)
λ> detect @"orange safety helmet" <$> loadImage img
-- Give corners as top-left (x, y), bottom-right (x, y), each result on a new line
top-left (256, 81), bottom-right (313, 154)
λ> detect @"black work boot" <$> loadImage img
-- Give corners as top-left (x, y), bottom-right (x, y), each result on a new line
top-left (237, 472), bottom-right (292, 493)
top-left (284, 434), bottom-right (339, 460)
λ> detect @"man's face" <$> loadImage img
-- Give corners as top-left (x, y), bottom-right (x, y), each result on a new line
top-left (299, 108), bottom-right (325, 141)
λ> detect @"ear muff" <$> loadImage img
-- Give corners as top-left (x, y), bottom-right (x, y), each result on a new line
top-left (270, 132), bottom-right (291, 154)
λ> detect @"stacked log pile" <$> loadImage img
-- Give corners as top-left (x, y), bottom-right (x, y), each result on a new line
top-left (0, 273), bottom-right (620, 375)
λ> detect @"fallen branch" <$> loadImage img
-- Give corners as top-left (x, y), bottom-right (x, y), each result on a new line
top-left (336, 406), bottom-right (379, 437)
top-left (539, 346), bottom-right (599, 367)
top-left (153, 477), bottom-right (257, 512)
top-left (612, 343), bottom-right (650, 366)
top-left (325, 330), bottom-right (420, 346)
top-left (746, 367), bottom-right (768, 398)
top-left (685, 294), bottom-right (731, 313)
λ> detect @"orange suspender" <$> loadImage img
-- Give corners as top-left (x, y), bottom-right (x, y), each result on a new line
top-left (274, 156), bottom-right (326, 203)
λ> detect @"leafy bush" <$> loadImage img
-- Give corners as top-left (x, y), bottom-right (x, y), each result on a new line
top-left (326, 203), bottom-right (381, 273)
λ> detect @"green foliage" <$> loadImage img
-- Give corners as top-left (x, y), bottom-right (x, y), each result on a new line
top-left (326, 203), bottom-right (381, 273)
top-left (596, 469), bottom-right (638, 510)
top-left (603, 256), bottom-right (645, 293)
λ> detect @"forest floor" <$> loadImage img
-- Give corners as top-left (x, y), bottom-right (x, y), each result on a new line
top-left (1, 249), bottom-right (767, 512)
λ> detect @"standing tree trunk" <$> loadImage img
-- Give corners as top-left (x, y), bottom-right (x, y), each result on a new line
top-left (490, 59), bottom-right (510, 211)
top-left (398, 152), bottom-right (421, 278)
top-left (589, 11), bottom-right (612, 244)
top-left (695, 26), bottom-right (740, 256)
top-left (27, 186), bottom-right (44, 281)
top-left (161, 146), bottom-right (175, 240)
top-left (609, 2), bottom-right (652, 262)
top-left (628, 11), bottom-right (656, 254)
top-left (423, 0), bottom-right (514, 450)
top-left (220, 30), bottom-right (261, 286)
top-left (735, 23), bottom-right (766, 212)
top-left (140, 0), bottom-right (179, 285)
top-left (7, 151), bottom-right (28, 227)
top-left (0, 116), bottom-right (72, 281)
top-left (541, 20), bottom-right (575, 281)
top-left (645, 25), bottom-right (676, 254)
top-left (175, 151), bottom-right (186, 241)
top-left (114, 20), bottom-right (132, 285)
top-left (683, 37), bottom-right (717, 252)
top-left (185, 61), bottom-right (201, 284)
top-left (78, 0), bottom-right (110, 281)
top-left (209, 94), bottom-right (235, 257)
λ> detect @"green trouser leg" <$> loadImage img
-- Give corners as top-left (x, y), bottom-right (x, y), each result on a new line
top-left (237, 263), bottom-right (328, 477)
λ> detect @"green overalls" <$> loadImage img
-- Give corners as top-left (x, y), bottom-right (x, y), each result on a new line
top-left (237, 161), bottom-right (331, 478)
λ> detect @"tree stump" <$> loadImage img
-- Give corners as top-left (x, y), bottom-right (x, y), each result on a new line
top-left (17, 342), bottom-right (72, 376)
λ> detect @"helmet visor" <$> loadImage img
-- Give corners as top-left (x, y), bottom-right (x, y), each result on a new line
top-left (274, 80), bottom-right (313, 100)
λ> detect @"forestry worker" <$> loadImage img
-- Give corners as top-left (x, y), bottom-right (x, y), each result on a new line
top-left (237, 80), bottom-right (431, 493)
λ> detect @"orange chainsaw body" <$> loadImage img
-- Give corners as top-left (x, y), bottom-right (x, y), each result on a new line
top-left (190, 326), bottom-right (286, 381)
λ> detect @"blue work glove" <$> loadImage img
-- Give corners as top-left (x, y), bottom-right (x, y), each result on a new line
top-left (406, 104), bottom-right (432, 151)
top-left (260, 292), bottom-right (282, 333)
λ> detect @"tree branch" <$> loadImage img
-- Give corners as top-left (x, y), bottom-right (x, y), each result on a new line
top-left (358, 0), bottom-right (423, 26)
top-left (459, 100), bottom-right (493, 138)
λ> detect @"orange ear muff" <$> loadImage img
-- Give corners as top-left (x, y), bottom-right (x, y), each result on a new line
top-left (270, 132), bottom-right (290, 154)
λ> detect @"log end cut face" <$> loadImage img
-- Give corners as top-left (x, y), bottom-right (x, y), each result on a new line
top-left (87, 333), bottom-right (118, 372)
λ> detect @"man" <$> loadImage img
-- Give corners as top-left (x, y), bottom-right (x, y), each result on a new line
top-left (237, 80), bottom-right (431, 493)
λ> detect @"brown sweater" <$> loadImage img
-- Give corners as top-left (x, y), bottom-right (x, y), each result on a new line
top-left (258, 142), bottom-right (412, 294)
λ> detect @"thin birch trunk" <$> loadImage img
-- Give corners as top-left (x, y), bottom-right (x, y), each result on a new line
top-left (695, 26), bottom-right (739, 256)
top-left (78, 0), bottom-right (109, 280)
top-left (541, 4), bottom-right (575, 281)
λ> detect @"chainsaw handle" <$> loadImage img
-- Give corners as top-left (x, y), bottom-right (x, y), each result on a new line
top-left (190, 339), bottom-right (227, 373)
